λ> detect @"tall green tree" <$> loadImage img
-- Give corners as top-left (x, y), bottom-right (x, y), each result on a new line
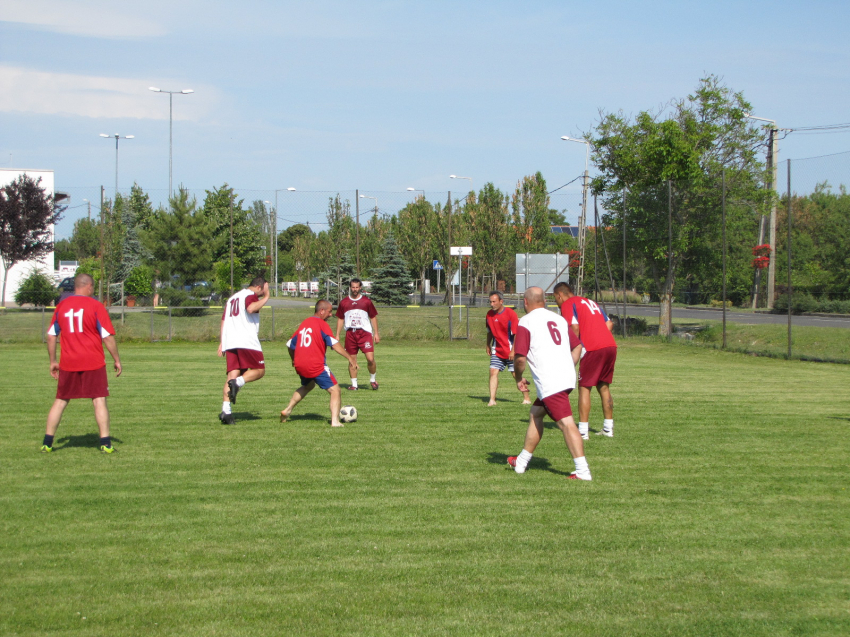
top-left (588, 75), bottom-right (766, 335)
top-left (0, 174), bottom-right (62, 307)
top-left (511, 172), bottom-right (551, 253)
top-left (370, 233), bottom-right (411, 306)
top-left (466, 183), bottom-right (512, 294)
top-left (395, 196), bottom-right (436, 304)
top-left (201, 185), bottom-right (264, 278)
top-left (141, 188), bottom-right (217, 288)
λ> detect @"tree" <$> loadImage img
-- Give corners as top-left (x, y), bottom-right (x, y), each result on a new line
top-left (466, 183), bottom-right (512, 295)
top-left (511, 172), bottom-right (551, 254)
top-left (278, 223), bottom-right (312, 253)
top-left (370, 233), bottom-right (411, 306)
top-left (431, 194), bottom-right (465, 304)
top-left (200, 185), bottom-right (265, 278)
top-left (13, 268), bottom-right (57, 307)
top-left (588, 75), bottom-right (766, 335)
top-left (141, 188), bottom-right (218, 289)
top-left (68, 218), bottom-right (100, 260)
top-left (395, 196), bottom-right (436, 304)
top-left (0, 174), bottom-right (63, 307)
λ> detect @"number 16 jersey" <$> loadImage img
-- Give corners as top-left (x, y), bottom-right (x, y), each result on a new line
top-left (48, 295), bottom-right (116, 371)
top-left (513, 307), bottom-right (579, 399)
top-left (287, 316), bottom-right (339, 378)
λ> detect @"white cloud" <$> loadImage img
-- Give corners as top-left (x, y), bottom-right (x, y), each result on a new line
top-left (0, 0), bottom-right (167, 38)
top-left (0, 65), bottom-right (211, 120)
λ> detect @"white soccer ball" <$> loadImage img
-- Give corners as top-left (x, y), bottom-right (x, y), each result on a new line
top-left (339, 405), bottom-right (358, 423)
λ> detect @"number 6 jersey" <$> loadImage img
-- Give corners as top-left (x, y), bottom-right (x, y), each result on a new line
top-left (48, 295), bottom-right (116, 371)
top-left (513, 307), bottom-right (580, 399)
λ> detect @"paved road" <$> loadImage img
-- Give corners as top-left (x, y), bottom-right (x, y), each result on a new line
top-left (613, 304), bottom-right (850, 329)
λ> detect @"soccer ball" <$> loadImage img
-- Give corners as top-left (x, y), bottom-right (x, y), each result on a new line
top-left (339, 405), bottom-right (358, 423)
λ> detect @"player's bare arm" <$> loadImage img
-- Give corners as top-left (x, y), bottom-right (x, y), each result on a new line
top-left (335, 317), bottom-right (344, 342)
top-left (513, 355), bottom-right (529, 392)
top-left (571, 343), bottom-right (582, 367)
top-left (103, 335), bottom-right (122, 376)
top-left (571, 324), bottom-right (580, 337)
top-left (217, 315), bottom-right (225, 356)
top-left (370, 316), bottom-right (380, 343)
top-left (246, 282), bottom-right (270, 313)
top-left (486, 332), bottom-right (493, 355)
top-left (331, 341), bottom-right (358, 370)
top-left (605, 319), bottom-right (613, 332)
top-left (47, 334), bottom-right (60, 380)
top-left (508, 347), bottom-right (515, 361)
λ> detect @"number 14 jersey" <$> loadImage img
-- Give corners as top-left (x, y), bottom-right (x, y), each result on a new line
top-left (513, 307), bottom-right (580, 399)
top-left (48, 295), bottom-right (115, 371)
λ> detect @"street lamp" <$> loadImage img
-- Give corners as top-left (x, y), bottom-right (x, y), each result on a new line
top-left (271, 188), bottom-right (297, 297)
top-left (149, 87), bottom-right (194, 198)
top-left (561, 136), bottom-right (591, 296)
top-left (406, 187), bottom-right (426, 200)
top-left (99, 133), bottom-right (134, 197)
top-left (449, 175), bottom-right (473, 200)
top-left (744, 113), bottom-right (780, 309)
top-left (359, 194), bottom-right (378, 219)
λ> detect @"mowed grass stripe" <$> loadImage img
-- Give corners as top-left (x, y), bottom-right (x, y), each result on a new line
top-left (1, 340), bottom-right (848, 636)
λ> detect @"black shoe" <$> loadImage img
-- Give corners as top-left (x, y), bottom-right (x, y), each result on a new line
top-left (227, 379), bottom-right (240, 405)
top-left (219, 411), bottom-right (235, 425)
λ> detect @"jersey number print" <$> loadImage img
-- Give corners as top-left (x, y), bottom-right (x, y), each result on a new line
top-left (581, 299), bottom-right (602, 315)
top-left (229, 298), bottom-right (240, 316)
top-left (64, 308), bottom-right (84, 332)
top-left (547, 321), bottom-right (562, 345)
top-left (298, 327), bottom-right (313, 347)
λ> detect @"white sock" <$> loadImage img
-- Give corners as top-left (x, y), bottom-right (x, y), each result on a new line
top-left (236, 376), bottom-right (246, 388)
top-left (515, 449), bottom-right (533, 473)
top-left (603, 419), bottom-right (613, 432)
top-left (370, 373), bottom-right (376, 383)
top-left (222, 402), bottom-right (231, 414)
top-left (578, 421), bottom-right (589, 436)
top-left (350, 378), bottom-right (358, 388)
top-left (573, 456), bottom-right (591, 480)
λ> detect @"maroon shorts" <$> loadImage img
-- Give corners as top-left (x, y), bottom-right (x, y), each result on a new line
top-left (579, 346), bottom-right (617, 387)
top-left (225, 348), bottom-right (265, 373)
top-left (533, 389), bottom-right (573, 422)
top-left (344, 329), bottom-right (375, 355)
top-left (57, 367), bottom-right (109, 400)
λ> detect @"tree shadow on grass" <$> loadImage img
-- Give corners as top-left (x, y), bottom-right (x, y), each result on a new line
top-left (485, 451), bottom-right (572, 476)
top-left (231, 412), bottom-right (262, 421)
top-left (55, 433), bottom-right (123, 451)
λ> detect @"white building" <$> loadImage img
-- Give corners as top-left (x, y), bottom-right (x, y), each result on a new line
top-left (0, 169), bottom-right (58, 305)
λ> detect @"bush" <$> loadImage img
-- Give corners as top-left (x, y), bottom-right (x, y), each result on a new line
top-left (125, 265), bottom-right (154, 297)
top-left (772, 292), bottom-right (818, 315)
top-left (14, 269), bottom-right (57, 307)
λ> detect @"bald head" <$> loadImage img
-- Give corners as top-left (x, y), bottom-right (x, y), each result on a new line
top-left (74, 273), bottom-right (94, 295)
top-left (523, 286), bottom-right (546, 310)
top-left (314, 299), bottom-right (333, 315)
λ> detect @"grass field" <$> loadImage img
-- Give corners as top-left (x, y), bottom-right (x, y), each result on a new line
top-left (2, 338), bottom-right (849, 636)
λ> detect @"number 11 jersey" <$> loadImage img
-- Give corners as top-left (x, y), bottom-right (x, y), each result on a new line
top-left (48, 295), bottom-right (116, 371)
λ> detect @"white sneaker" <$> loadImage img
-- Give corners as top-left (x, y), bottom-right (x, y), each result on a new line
top-left (568, 471), bottom-right (592, 481)
top-left (596, 429), bottom-right (613, 438)
top-left (581, 433), bottom-right (589, 440)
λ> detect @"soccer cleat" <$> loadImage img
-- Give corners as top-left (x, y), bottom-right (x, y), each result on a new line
top-left (219, 411), bottom-right (235, 425)
top-left (370, 381), bottom-right (379, 390)
top-left (227, 379), bottom-right (240, 404)
top-left (596, 429), bottom-right (613, 438)
top-left (346, 385), bottom-right (358, 391)
top-left (568, 472), bottom-right (592, 481)
top-left (507, 456), bottom-right (517, 468)
top-left (99, 445), bottom-right (115, 454)
top-left (40, 445), bottom-right (53, 453)
top-left (581, 433), bottom-right (589, 441)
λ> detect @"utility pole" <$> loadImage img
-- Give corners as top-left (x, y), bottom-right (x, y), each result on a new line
top-left (576, 168), bottom-right (588, 295)
top-left (766, 126), bottom-right (779, 309)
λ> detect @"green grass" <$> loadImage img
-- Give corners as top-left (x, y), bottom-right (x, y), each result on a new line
top-left (2, 339), bottom-right (849, 636)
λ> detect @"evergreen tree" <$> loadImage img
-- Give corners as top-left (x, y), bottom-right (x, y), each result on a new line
top-left (370, 233), bottom-right (411, 306)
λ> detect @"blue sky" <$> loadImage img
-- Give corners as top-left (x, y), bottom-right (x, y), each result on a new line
top-left (2, 0), bottom-right (849, 235)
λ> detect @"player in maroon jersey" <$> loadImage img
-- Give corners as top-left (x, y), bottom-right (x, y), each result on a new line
top-left (553, 282), bottom-right (617, 438)
top-left (485, 291), bottom-right (530, 406)
top-left (41, 273), bottom-right (122, 453)
top-left (280, 300), bottom-right (359, 427)
top-left (335, 278), bottom-right (380, 390)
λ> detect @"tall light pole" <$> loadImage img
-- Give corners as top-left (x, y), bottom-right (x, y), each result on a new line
top-left (407, 187), bottom-right (426, 200)
top-left (149, 87), bottom-right (194, 199)
top-left (359, 194), bottom-right (378, 220)
top-left (745, 113), bottom-right (779, 309)
top-left (450, 175), bottom-right (473, 201)
top-left (561, 136), bottom-right (590, 296)
top-left (100, 133), bottom-right (134, 198)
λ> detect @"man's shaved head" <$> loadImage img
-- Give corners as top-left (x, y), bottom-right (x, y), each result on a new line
top-left (314, 299), bottom-right (333, 314)
top-left (523, 286), bottom-right (545, 308)
top-left (74, 273), bottom-right (94, 290)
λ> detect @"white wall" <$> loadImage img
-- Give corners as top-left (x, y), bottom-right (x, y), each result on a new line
top-left (0, 169), bottom-right (56, 305)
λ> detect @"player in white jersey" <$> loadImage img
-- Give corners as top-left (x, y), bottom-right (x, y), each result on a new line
top-left (507, 287), bottom-right (591, 480)
top-left (217, 276), bottom-right (270, 424)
